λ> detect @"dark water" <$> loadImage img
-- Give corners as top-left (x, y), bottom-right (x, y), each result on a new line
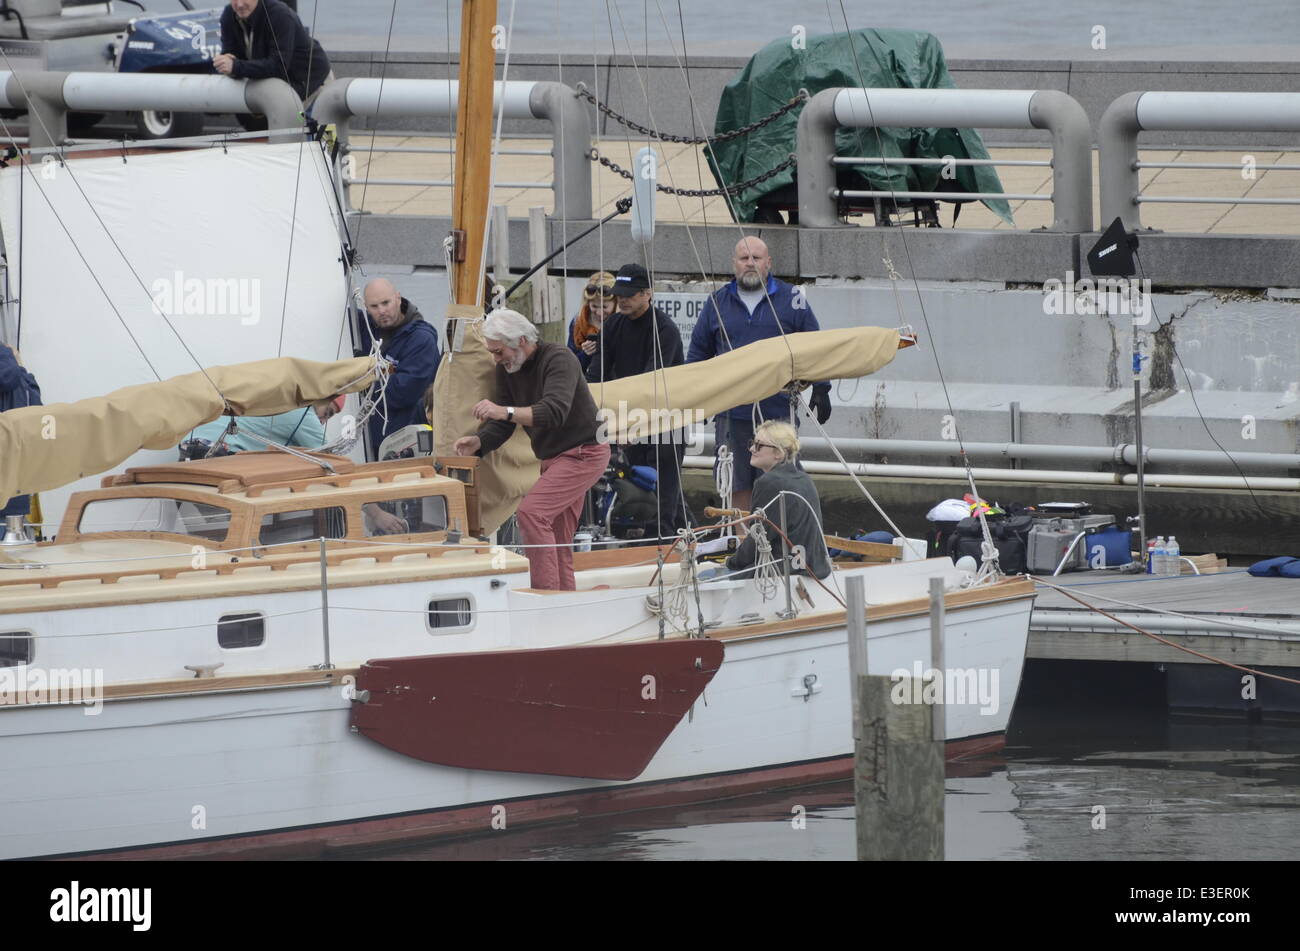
top-left (336, 661), bottom-right (1300, 861)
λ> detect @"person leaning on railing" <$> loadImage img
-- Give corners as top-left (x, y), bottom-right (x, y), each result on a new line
top-left (214, 0), bottom-right (334, 124)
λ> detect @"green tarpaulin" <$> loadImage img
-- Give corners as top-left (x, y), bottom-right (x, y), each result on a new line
top-left (708, 28), bottom-right (1014, 226)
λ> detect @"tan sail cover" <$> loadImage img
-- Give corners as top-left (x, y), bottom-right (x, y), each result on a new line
top-left (0, 357), bottom-right (375, 503)
top-left (433, 309), bottom-right (539, 534)
top-left (591, 326), bottom-right (901, 443)
top-left (433, 323), bottom-right (900, 531)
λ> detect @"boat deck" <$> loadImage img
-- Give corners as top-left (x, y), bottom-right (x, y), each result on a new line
top-left (1028, 569), bottom-right (1300, 668)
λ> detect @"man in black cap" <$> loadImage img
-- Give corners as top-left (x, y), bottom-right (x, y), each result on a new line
top-left (586, 263), bottom-right (689, 540)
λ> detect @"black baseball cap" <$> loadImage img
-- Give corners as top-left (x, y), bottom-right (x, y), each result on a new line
top-left (611, 263), bottom-right (650, 297)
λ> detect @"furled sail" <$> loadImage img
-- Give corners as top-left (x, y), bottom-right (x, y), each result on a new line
top-left (433, 323), bottom-right (901, 532)
top-left (433, 308), bottom-right (540, 535)
top-left (0, 356), bottom-right (376, 503)
top-left (592, 326), bottom-right (901, 443)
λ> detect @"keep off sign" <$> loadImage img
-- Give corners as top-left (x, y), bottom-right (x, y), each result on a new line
top-left (655, 292), bottom-right (713, 342)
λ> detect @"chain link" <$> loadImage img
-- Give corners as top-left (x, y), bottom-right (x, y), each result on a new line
top-left (575, 83), bottom-right (807, 145)
top-left (588, 147), bottom-right (796, 198)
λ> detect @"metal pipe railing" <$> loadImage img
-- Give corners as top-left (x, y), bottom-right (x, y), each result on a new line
top-left (682, 456), bottom-right (1300, 492)
top-left (832, 156), bottom-right (1051, 168)
top-left (1099, 90), bottom-right (1300, 230)
top-left (797, 87), bottom-right (1092, 232)
top-left (311, 77), bottom-right (592, 219)
top-left (693, 434), bottom-right (1300, 473)
top-left (0, 71), bottom-right (303, 148)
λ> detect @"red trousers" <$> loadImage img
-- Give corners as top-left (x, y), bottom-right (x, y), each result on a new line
top-left (516, 442), bottom-right (610, 590)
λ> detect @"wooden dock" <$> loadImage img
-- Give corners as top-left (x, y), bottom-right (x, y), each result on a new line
top-left (1029, 570), bottom-right (1300, 670)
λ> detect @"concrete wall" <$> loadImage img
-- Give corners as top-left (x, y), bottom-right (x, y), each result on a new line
top-left (364, 259), bottom-right (1300, 469)
top-left (352, 214), bottom-right (1300, 291)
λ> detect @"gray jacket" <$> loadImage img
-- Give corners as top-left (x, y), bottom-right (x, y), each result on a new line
top-left (727, 461), bottom-right (831, 580)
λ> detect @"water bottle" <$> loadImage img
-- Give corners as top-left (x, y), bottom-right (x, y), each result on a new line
top-left (1166, 536), bottom-right (1180, 576)
top-left (1146, 535), bottom-right (1159, 574)
top-left (1149, 536), bottom-right (1164, 575)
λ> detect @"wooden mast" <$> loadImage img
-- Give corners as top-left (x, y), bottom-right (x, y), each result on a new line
top-left (451, 0), bottom-right (498, 308)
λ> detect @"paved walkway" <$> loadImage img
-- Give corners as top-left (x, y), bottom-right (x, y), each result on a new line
top-left (346, 135), bottom-right (1300, 236)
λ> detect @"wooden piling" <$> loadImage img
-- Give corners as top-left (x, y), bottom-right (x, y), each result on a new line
top-left (848, 574), bottom-right (945, 861)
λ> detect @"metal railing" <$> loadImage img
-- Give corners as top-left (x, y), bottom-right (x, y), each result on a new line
top-left (0, 71), bottom-right (303, 147)
top-left (829, 154), bottom-right (1055, 205)
top-left (312, 78), bottom-right (592, 219)
top-left (1099, 91), bottom-right (1300, 231)
top-left (797, 87), bottom-right (1093, 232)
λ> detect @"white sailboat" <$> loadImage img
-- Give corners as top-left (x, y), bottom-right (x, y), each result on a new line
top-left (0, 2), bottom-right (1034, 859)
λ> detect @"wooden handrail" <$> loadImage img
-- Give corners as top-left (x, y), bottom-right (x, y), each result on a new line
top-left (0, 538), bottom-right (498, 590)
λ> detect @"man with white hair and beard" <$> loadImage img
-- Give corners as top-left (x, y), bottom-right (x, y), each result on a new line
top-left (454, 310), bottom-right (610, 591)
top-left (687, 236), bottom-right (831, 513)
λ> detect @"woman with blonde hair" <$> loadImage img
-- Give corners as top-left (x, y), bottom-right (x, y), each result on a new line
top-left (722, 420), bottom-right (831, 580)
top-left (567, 270), bottom-right (616, 374)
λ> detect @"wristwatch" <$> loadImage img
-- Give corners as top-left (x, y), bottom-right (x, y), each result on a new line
top-left (506, 406), bottom-right (515, 421)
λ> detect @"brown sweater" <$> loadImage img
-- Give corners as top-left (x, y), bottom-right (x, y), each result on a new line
top-left (476, 342), bottom-right (601, 460)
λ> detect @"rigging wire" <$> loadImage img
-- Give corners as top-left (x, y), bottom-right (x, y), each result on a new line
top-left (823, 0), bottom-right (1003, 562)
top-left (263, 0), bottom-right (320, 359)
top-left (1034, 577), bottom-right (1300, 686)
top-left (350, 0), bottom-right (400, 253)
top-left (0, 53), bottom-right (295, 400)
top-left (603, 0), bottom-right (736, 532)
top-left (0, 111), bottom-right (163, 381)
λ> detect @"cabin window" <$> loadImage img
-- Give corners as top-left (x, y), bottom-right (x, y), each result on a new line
top-left (0, 632), bottom-right (33, 667)
top-left (426, 598), bottom-right (473, 633)
top-left (78, 497), bottom-right (233, 542)
top-left (259, 507), bottom-right (347, 546)
top-left (218, 612), bottom-right (264, 649)
top-left (361, 494), bottom-right (449, 537)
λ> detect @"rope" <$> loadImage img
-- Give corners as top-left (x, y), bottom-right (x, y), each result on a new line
top-left (745, 517), bottom-right (781, 600)
top-left (1034, 577), bottom-right (1300, 687)
top-left (318, 341), bottom-right (390, 454)
top-left (790, 390), bottom-right (923, 559)
top-left (715, 444), bottom-right (734, 535)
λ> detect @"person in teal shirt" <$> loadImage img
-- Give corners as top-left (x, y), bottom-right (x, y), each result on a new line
top-left (183, 397), bottom-right (342, 456)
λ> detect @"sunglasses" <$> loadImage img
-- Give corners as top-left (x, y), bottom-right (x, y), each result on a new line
top-left (585, 285), bottom-right (615, 298)
top-left (748, 441), bottom-right (778, 452)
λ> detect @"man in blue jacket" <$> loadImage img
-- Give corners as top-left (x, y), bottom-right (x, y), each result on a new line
top-left (0, 343), bottom-right (41, 520)
top-left (358, 279), bottom-right (440, 459)
top-left (214, 0), bottom-right (332, 110)
top-left (687, 236), bottom-right (831, 512)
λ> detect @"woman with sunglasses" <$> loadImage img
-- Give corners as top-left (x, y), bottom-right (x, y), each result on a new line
top-left (717, 420), bottom-right (832, 581)
top-left (568, 271), bottom-right (617, 374)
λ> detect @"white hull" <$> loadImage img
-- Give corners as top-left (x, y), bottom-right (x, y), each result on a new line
top-left (0, 563), bottom-right (1030, 859)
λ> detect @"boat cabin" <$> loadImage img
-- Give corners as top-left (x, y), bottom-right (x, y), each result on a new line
top-left (60, 451), bottom-right (484, 552)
